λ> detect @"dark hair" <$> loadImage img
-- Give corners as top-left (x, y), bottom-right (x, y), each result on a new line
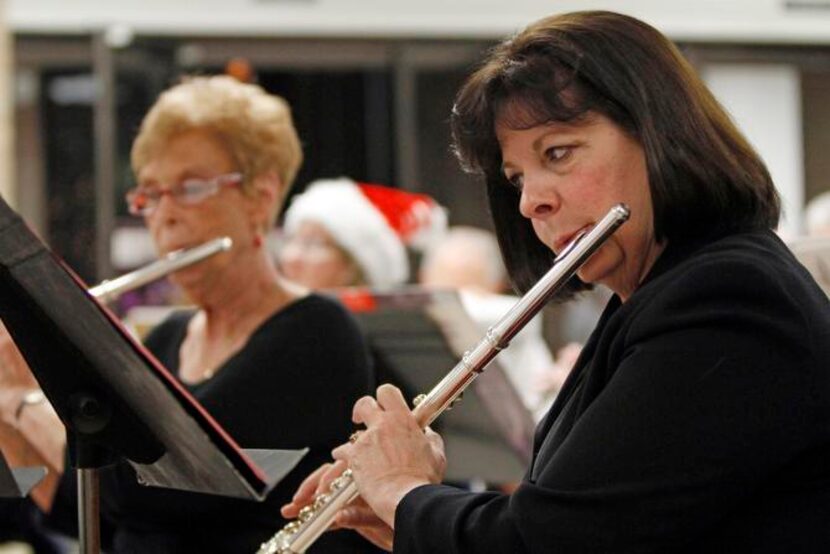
top-left (451, 10), bottom-right (780, 294)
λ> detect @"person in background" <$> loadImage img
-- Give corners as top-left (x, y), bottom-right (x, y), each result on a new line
top-left (278, 177), bottom-right (446, 289)
top-left (0, 75), bottom-right (381, 553)
top-left (0, 322), bottom-right (67, 554)
top-left (805, 190), bottom-right (830, 237)
top-left (788, 191), bottom-right (830, 295)
top-left (283, 11), bottom-right (830, 552)
top-left (418, 226), bottom-right (563, 421)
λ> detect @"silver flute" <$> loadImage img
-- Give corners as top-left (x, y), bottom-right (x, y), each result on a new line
top-left (88, 237), bottom-right (233, 303)
top-left (257, 204), bottom-right (630, 554)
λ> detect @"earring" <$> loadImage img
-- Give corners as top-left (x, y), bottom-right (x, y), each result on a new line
top-left (253, 233), bottom-right (263, 248)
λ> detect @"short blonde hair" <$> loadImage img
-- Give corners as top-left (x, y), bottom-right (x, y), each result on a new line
top-left (131, 76), bottom-right (303, 219)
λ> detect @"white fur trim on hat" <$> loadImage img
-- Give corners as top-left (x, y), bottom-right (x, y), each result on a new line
top-left (283, 178), bottom-right (409, 287)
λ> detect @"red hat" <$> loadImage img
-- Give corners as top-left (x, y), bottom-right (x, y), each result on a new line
top-left (283, 178), bottom-right (447, 286)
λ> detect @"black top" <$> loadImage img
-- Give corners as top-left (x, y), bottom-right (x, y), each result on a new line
top-left (51, 294), bottom-right (383, 553)
top-left (394, 230), bottom-right (830, 553)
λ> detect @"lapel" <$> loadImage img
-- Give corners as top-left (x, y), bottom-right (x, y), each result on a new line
top-left (526, 236), bottom-right (708, 481)
top-left (527, 294), bottom-right (620, 480)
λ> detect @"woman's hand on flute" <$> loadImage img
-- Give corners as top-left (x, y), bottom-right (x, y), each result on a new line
top-left (280, 459), bottom-right (346, 519)
top-left (280, 459), bottom-right (395, 551)
top-left (333, 496), bottom-right (394, 551)
top-left (331, 384), bottom-right (447, 528)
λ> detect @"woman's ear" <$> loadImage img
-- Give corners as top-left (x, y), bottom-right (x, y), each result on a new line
top-left (247, 172), bottom-right (283, 226)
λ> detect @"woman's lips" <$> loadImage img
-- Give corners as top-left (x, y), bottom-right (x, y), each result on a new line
top-left (160, 241), bottom-right (198, 257)
top-left (554, 224), bottom-right (591, 252)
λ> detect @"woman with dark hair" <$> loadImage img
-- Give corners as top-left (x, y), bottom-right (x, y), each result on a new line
top-left (283, 11), bottom-right (830, 553)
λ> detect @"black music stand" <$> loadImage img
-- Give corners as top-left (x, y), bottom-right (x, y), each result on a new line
top-left (0, 197), bottom-right (307, 553)
top-left (335, 287), bottom-right (537, 483)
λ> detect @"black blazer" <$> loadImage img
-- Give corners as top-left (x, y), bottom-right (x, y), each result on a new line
top-left (394, 230), bottom-right (830, 553)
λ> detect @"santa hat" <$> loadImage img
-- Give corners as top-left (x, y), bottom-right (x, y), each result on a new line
top-left (283, 178), bottom-right (447, 287)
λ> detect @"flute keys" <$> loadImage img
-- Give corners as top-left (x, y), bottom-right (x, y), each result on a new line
top-left (298, 505), bottom-right (315, 522)
top-left (412, 394), bottom-right (426, 407)
top-left (313, 493), bottom-right (330, 510)
top-left (258, 538), bottom-right (278, 554)
top-left (261, 530), bottom-right (290, 553)
top-left (274, 532), bottom-right (292, 553)
top-left (330, 470), bottom-right (352, 491)
top-left (283, 520), bottom-right (302, 535)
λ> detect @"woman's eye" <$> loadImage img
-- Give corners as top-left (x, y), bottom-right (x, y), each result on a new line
top-left (506, 174), bottom-right (523, 191)
top-left (545, 146), bottom-right (572, 162)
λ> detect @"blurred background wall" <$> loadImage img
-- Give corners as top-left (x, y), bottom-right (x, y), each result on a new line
top-left (0, 0), bottom-right (12, 210)
top-left (2, 0), bottom-right (830, 283)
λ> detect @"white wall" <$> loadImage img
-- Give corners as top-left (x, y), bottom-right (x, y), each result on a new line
top-left (7, 0), bottom-right (830, 43)
top-left (702, 64), bottom-right (804, 235)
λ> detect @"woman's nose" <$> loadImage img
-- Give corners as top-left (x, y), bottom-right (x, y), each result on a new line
top-left (149, 191), bottom-right (179, 221)
top-left (518, 172), bottom-right (560, 219)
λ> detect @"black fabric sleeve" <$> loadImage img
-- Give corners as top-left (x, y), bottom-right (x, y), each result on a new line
top-left (395, 485), bottom-right (525, 552)
top-left (392, 255), bottom-right (825, 553)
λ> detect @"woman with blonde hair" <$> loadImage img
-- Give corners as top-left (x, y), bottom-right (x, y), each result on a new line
top-left (0, 76), bottom-right (381, 553)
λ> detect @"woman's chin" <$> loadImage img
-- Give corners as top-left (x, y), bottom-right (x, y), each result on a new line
top-left (170, 268), bottom-right (205, 292)
top-left (575, 251), bottom-right (604, 284)
top-left (575, 250), bottom-right (620, 291)
top-left (575, 267), bottom-right (597, 286)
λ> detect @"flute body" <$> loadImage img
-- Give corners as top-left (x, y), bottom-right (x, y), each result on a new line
top-left (88, 237), bottom-right (232, 303)
top-left (259, 204), bottom-right (630, 554)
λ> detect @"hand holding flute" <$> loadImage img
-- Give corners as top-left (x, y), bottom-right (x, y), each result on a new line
top-left (332, 386), bottom-right (447, 524)
top-left (282, 386), bottom-right (447, 550)
top-left (271, 205), bottom-right (630, 553)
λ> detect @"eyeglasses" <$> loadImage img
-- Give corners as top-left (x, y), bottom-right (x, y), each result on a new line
top-left (126, 172), bottom-right (243, 216)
